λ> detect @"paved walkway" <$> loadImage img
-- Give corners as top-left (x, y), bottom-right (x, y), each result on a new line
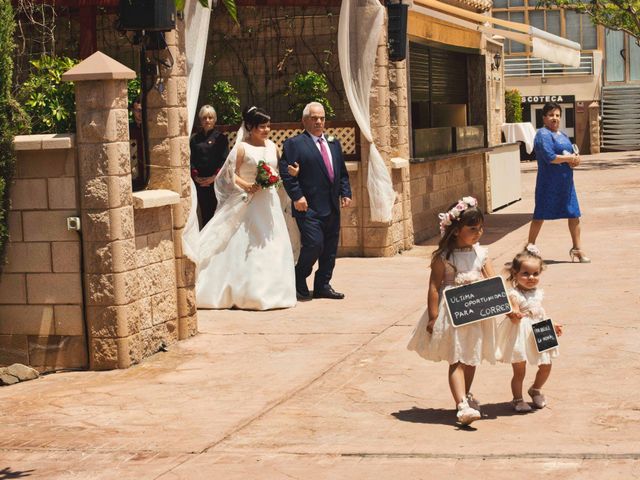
top-left (1, 151), bottom-right (639, 479)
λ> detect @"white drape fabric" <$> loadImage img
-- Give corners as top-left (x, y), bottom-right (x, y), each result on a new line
top-left (338, 0), bottom-right (396, 223)
top-left (184, 0), bottom-right (211, 133)
top-left (182, 0), bottom-right (209, 264)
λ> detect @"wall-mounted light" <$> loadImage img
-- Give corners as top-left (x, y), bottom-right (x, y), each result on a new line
top-left (491, 52), bottom-right (502, 71)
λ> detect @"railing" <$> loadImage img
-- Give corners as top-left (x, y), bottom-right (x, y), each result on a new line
top-left (217, 121), bottom-right (362, 162)
top-left (504, 53), bottom-right (594, 78)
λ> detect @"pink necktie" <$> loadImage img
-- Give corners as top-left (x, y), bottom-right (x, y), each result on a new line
top-left (318, 137), bottom-right (334, 182)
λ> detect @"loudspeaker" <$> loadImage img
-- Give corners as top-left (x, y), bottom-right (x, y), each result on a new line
top-left (387, 3), bottom-right (408, 62)
top-left (119, 0), bottom-right (176, 32)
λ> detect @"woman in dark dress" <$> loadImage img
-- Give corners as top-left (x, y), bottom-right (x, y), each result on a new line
top-left (190, 105), bottom-right (229, 228)
top-left (527, 102), bottom-right (590, 262)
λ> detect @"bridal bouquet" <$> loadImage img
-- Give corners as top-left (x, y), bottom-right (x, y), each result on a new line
top-left (255, 160), bottom-right (282, 189)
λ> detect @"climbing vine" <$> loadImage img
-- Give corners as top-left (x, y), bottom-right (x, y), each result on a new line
top-left (0, 0), bottom-right (30, 268)
top-left (205, 5), bottom-right (347, 122)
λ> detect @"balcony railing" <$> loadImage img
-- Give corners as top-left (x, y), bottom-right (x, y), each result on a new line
top-left (504, 53), bottom-right (594, 78)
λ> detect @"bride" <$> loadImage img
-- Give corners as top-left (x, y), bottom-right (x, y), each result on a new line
top-left (194, 106), bottom-right (297, 310)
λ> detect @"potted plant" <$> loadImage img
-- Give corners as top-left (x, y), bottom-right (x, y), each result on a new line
top-left (285, 71), bottom-right (335, 120)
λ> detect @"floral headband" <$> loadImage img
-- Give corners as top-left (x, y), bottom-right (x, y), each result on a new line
top-left (438, 196), bottom-right (478, 236)
top-left (525, 243), bottom-right (541, 256)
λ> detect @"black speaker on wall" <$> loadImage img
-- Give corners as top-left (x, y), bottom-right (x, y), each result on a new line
top-left (119, 0), bottom-right (176, 32)
top-left (388, 2), bottom-right (408, 62)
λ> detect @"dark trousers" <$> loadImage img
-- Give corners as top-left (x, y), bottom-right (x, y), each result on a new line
top-left (295, 211), bottom-right (340, 292)
top-left (196, 185), bottom-right (217, 229)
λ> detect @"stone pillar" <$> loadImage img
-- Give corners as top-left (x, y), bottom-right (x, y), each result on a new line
top-left (361, 14), bottom-right (411, 257)
top-left (388, 46), bottom-right (413, 251)
top-left (62, 52), bottom-right (137, 370)
top-left (588, 101), bottom-right (601, 155)
top-left (146, 21), bottom-right (197, 340)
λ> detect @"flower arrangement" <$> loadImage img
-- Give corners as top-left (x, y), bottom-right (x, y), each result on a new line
top-left (438, 196), bottom-right (478, 235)
top-left (326, 135), bottom-right (336, 143)
top-left (255, 160), bottom-right (281, 189)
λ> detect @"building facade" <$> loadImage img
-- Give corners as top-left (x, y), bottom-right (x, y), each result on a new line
top-left (497, 0), bottom-right (640, 152)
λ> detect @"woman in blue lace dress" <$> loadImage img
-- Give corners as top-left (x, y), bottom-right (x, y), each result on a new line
top-left (527, 102), bottom-right (590, 263)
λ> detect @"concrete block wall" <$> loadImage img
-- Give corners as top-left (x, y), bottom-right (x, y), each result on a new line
top-left (409, 153), bottom-right (487, 243)
top-left (148, 23), bottom-right (197, 340)
top-left (0, 135), bottom-right (87, 371)
top-left (338, 164), bottom-right (362, 257)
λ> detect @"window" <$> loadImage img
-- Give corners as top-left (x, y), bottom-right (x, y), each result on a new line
top-left (493, 0), bottom-right (599, 53)
top-left (494, 11), bottom-right (525, 53)
top-left (566, 10), bottom-right (597, 49)
top-left (409, 42), bottom-right (468, 129)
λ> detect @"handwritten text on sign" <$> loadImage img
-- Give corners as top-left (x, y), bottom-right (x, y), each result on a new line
top-left (531, 318), bottom-right (559, 353)
top-left (444, 276), bottom-right (512, 328)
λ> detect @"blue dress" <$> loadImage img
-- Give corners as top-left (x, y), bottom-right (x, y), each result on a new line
top-left (532, 127), bottom-right (581, 220)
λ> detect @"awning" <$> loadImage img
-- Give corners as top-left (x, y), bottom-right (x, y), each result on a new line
top-left (411, 0), bottom-right (581, 68)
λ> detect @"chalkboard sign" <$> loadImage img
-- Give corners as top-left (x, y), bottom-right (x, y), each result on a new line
top-left (531, 319), bottom-right (559, 353)
top-left (444, 276), bottom-right (512, 328)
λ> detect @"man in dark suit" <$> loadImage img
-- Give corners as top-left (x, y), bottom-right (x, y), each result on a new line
top-left (279, 102), bottom-right (352, 301)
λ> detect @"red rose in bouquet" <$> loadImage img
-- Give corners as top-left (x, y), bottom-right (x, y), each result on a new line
top-left (255, 160), bottom-right (282, 189)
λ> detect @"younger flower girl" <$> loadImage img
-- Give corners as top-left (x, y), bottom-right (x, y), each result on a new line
top-left (496, 245), bottom-right (563, 412)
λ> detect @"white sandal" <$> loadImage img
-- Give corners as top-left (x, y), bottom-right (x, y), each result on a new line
top-left (512, 398), bottom-right (532, 413)
top-left (528, 386), bottom-right (547, 409)
top-left (456, 399), bottom-right (481, 426)
top-left (466, 392), bottom-right (481, 411)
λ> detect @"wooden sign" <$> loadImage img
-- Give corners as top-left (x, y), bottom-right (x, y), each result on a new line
top-left (444, 276), bottom-right (512, 328)
top-left (531, 319), bottom-right (559, 353)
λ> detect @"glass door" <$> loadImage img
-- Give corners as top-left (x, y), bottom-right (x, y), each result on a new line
top-left (605, 29), bottom-right (640, 84)
top-left (605, 29), bottom-right (625, 83)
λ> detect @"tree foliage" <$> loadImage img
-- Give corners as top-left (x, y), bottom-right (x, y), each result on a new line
top-left (0, 0), bottom-right (30, 268)
top-left (505, 89), bottom-right (523, 123)
top-left (18, 55), bottom-right (78, 134)
top-left (175, 0), bottom-right (238, 23)
top-left (208, 80), bottom-right (242, 124)
top-left (537, 0), bottom-right (640, 40)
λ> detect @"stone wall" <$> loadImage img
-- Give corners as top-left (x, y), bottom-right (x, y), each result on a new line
top-left (0, 48), bottom-right (194, 371)
top-left (0, 135), bottom-right (87, 371)
top-left (410, 153), bottom-right (487, 243)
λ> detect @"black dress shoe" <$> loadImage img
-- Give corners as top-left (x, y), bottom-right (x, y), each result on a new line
top-left (313, 286), bottom-right (345, 299)
top-left (296, 289), bottom-right (313, 301)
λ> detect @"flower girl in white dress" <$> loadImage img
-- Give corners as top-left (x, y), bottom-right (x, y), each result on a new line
top-left (407, 197), bottom-right (497, 426)
top-left (496, 245), bottom-right (563, 412)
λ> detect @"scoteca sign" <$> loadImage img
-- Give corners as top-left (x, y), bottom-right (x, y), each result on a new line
top-left (521, 95), bottom-right (575, 104)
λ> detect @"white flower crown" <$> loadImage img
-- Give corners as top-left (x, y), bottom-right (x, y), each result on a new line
top-left (438, 196), bottom-right (478, 236)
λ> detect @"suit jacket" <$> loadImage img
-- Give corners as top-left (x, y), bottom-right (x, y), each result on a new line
top-left (279, 131), bottom-right (352, 218)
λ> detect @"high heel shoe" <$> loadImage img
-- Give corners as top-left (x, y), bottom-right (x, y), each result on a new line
top-left (569, 248), bottom-right (591, 263)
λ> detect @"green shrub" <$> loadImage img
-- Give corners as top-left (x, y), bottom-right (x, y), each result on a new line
top-left (285, 71), bottom-right (334, 120)
top-left (505, 89), bottom-right (523, 123)
top-left (18, 55), bottom-right (79, 134)
top-left (207, 80), bottom-right (241, 125)
top-left (0, 0), bottom-right (29, 268)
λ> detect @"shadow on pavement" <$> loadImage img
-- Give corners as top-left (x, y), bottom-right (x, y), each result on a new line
top-left (392, 402), bottom-right (531, 428)
top-left (578, 156), bottom-right (640, 170)
top-left (0, 467), bottom-right (35, 479)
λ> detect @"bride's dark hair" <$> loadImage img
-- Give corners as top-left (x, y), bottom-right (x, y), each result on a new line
top-left (242, 106), bottom-right (271, 131)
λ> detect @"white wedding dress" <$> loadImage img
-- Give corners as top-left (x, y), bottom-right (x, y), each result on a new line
top-left (195, 140), bottom-right (296, 310)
